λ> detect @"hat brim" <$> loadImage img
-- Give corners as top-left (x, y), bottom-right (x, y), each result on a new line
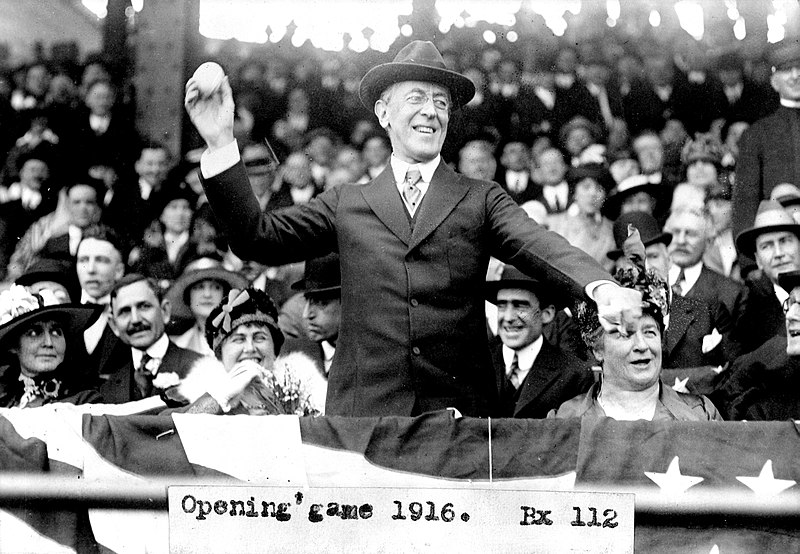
top-left (359, 62), bottom-right (475, 112)
top-left (602, 183), bottom-right (663, 218)
top-left (290, 279), bottom-right (342, 295)
top-left (778, 270), bottom-right (800, 292)
top-left (484, 279), bottom-right (568, 309)
top-left (607, 231), bottom-right (673, 260)
top-left (0, 304), bottom-right (102, 348)
top-left (735, 224), bottom-right (800, 257)
top-left (166, 268), bottom-right (248, 321)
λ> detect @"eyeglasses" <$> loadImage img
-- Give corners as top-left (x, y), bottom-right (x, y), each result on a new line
top-left (404, 92), bottom-right (450, 111)
top-left (782, 297), bottom-right (800, 314)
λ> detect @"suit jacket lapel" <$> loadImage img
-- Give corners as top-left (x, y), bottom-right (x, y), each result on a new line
top-left (665, 297), bottom-right (694, 356)
top-left (409, 162), bottom-right (469, 251)
top-left (360, 166), bottom-right (411, 245)
top-left (513, 340), bottom-right (561, 416)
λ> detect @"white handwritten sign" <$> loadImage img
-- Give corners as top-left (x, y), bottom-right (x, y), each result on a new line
top-left (168, 486), bottom-right (633, 553)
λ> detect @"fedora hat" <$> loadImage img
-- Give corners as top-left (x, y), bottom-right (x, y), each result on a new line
top-left (166, 257), bottom-right (248, 321)
top-left (603, 173), bottom-right (663, 219)
top-left (485, 264), bottom-right (569, 309)
top-left (768, 37), bottom-right (800, 70)
top-left (0, 285), bottom-right (101, 349)
top-left (292, 253), bottom-right (341, 295)
top-left (607, 211), bottom-right (672, 260)
top-left (359, 40), bottom-right (475, 111)
top-left (770, 183), bottom-right (800, 208)
top-left (736, 200), bottom-right (800, 257)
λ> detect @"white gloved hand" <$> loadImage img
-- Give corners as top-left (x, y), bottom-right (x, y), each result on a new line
top-left (206, 360), bottom-right (263, 413)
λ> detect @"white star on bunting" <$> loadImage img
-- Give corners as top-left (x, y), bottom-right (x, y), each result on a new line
top-left (671, 377), bottom-right (690, 393)
top-left (736, 460), bottom-right (795, 497)
top-left (645, 456), bottom-right (703, 494)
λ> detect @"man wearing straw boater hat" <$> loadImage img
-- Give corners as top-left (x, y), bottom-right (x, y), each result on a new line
top-left (735, 200), bottom-right (800, 353)
top-left (184, 41), bottom-right (643, 417)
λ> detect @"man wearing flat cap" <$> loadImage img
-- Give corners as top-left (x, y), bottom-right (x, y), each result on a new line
top-left (733, 37), bottom-right (800, 277)
top-left (185, 40), bottom-right (641, 417)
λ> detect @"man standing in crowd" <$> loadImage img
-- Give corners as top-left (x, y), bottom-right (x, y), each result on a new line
top-left (487, 265), bottom-right (592, 418)
top-left (75, 224), bottom-right (129, 376)
top-left (732, 39), bottom-right (800, 276)
top-left (735, 200), bottom-right (800, 354)
top-left (283, 253), bottom-right (341, 379)
top-left (457, 137), bottom-right (496, 181)
top-left (103, 273), bottom-right (203, 403)
top-left (185, 40), bottom-right (641, 417)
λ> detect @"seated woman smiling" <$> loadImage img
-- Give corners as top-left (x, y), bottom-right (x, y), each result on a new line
top-left (0, 285), bottom-right (102, 407)
top-left (548, 227), bottom-right (722, 421)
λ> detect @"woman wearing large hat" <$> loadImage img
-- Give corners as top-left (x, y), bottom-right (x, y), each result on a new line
top-left (0, 285), bottom-right (102, 407)
top-left (166, 255), bottom-right (247, 356)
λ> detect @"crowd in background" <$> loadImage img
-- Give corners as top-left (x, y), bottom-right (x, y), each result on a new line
top-left (0, 30), bottom-right (798, 420)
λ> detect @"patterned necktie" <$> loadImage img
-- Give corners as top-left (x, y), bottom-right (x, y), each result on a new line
top-left (403, 166), bottom-right (422, 209)
top-left (672, 268), bottom-right (686, 297)
top-left (507, 353), bottom-right (521, 389)
top-left (134, 353), bottom-right (154, 399)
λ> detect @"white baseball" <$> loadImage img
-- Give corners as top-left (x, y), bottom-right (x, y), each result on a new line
top-left (192, 62), bottom-right (225, 97)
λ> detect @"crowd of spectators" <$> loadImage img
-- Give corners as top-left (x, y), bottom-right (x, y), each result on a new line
top-left (0, 31), bottom-right (798, 421)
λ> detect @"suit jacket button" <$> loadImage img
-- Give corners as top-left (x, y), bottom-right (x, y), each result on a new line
top-left (410, 298), bottom-right (418, 307)
top-left (412, 346), bottom-right (421, 355)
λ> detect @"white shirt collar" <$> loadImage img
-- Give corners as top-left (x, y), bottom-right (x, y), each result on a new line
top-left (138, 177), bottom-right (153, 200)
top-left (774, 282), bottom-right (790, 306)
top-left (542, 181), bottom-right (568, 209)
top-left (391, 154), bottom-right (438, 216)
top-left (68, 225), bottom-right (82, 256)
top-left (669, 261), bottom-right (702, 293)
top-left (131, 333), bottom-right (170, 375)
top-left (81, 291), bottom-right (110, 305)
top-left (501, 335), bottom-right (544, 386)
top-left (780, 98), bottom-right (800, 108)
top-left (321, 340), bottom-right (336, 375)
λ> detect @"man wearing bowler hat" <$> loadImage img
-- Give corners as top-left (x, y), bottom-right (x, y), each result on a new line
top-left (486, 264), bottom-right (593, 418)
top-left (185, 40), bottom-right (642, 417)
top-left (283, 253), bottom-right (341, 378)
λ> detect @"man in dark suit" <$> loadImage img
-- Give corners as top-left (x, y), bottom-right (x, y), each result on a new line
top-left (74, 224), bottom-right (129, 378)
top-left (487, 265), bottom-right (592, 418)
top-left (282, 253), bottom-right (340, 379)
top-left (734, 200), bottom-right (800, 354)
top-left (732, 39), bottom-right (800, 276)
top-left (610, 212), bottom-right (725, 369)
top-left (664, 208), bottom-right (745, 362)
top-left (495, 140), bottom-right (537, 205)
top-left (712, 270), bottom-right (800, 420)
top-left (185, 40), bottom-right (642, 417)
top-left (102, 273), bottom-right (204, 404)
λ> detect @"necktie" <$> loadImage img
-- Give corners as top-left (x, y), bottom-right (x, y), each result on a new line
top-left (507, 354), bottom-right (521, 389)
top-left (134, 353), bottom-right (154, 399)
top-left (403, 166), bottom-right (422, 209)
top-left (672, 268), bottom-right (685, 297)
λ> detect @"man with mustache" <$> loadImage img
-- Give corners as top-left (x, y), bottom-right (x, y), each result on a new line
top-left (664, 208), bottom-right (745, 362)
top-left (101, 273), bottom-right (203, 403)
top-left (735, 200), bottom-right (800, 354)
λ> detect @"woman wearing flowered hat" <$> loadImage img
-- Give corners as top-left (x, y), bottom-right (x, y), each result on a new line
top-left (548, 228), bottom-right (722, 421)
top-left (171, 287), bottom-right (323, 415)
top-left (0, 285), bottom-right (103, 407)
